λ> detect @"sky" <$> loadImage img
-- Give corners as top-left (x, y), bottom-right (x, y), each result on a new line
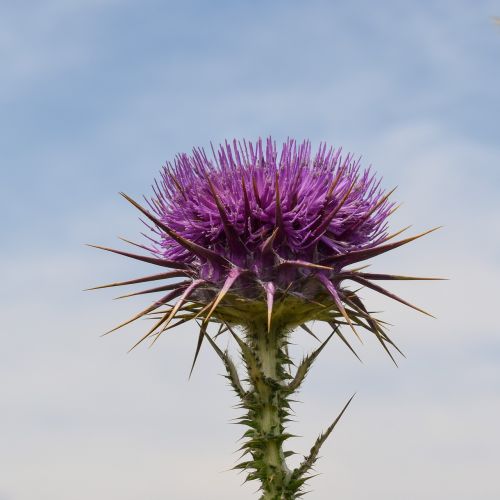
top-left (1, 1), bottom-right (499, 499)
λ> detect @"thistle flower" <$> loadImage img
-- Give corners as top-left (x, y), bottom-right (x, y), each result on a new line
top-left (90, 138), bottom-right (440, 499)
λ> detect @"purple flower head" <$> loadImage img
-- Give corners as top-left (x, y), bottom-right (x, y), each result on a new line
top-left (91, 137), bottom-right (438, 359)
top-left (150, 138), bottom-right (392, 287)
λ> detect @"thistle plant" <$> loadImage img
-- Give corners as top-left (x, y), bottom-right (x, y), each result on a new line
top-left (90, 138), bottom-right (439, 499)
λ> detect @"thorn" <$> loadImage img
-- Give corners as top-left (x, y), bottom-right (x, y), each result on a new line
top-left (317, 274), bottom-right (362, 342)
top-left (350, 276), bottom-right (435, 318)
top-left (263, 281), bottom-right (275, 332)
top-left (320, 227), bottom-right (442, 266)
top-left (202, 269), bottom-right (242, 325)
top-left (119, 193), bottom-right (229, 266)
top-left (84, 270), bottom-right (187, 291)
top-left (86, 244), bottom-right (187, 269)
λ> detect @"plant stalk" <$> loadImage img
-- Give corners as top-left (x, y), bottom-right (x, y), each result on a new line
top-left (241, 320), bottom-right (294, 499)
top-left (220, 318), bottom-right (348, 499)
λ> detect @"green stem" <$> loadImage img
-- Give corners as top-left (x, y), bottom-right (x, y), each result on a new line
top-left (221, 318), bottom-right (345, 498)
top-left (243, 320), bottom-right (293, 499)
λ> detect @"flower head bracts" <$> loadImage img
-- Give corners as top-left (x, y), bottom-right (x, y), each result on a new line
top-left (90, 138), bottom-right (437, 353)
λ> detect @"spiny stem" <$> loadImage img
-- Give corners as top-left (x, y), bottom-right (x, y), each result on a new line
top-left (211, 320), bottom-right (351, 499)
top-left (243, 321), bottom-right (293, 499)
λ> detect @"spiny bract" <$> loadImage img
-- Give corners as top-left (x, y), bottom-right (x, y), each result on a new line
top-left (90, 137), bottom-right (437, 359)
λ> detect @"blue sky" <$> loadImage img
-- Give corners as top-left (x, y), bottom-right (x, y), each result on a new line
top-left (1, 1), bottom-right (499, 499)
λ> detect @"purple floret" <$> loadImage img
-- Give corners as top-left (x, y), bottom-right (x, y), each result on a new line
top-left (147, 138), bottom-right (393, 285)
